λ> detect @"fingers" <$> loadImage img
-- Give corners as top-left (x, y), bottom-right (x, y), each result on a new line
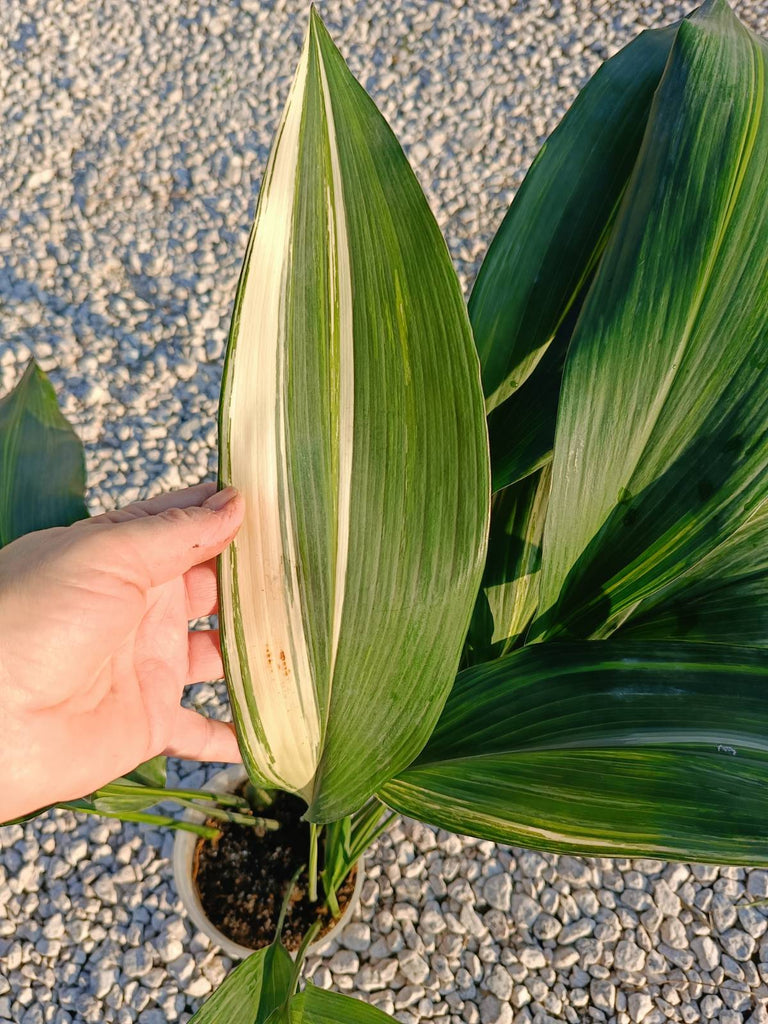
top-left (188, 629), bottom-right (223, 683)
top-left (185, 560), bottom-right (218, 619)
top-left (87, 482), bottom-right (218, 524)
top-left (89, 487), bottom-right (244, 590)
top-left (163, 711), bottom-right (242, 763)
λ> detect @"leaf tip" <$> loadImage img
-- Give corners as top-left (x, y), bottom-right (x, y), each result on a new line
top-left (307, 3), bottom-right (334, 52)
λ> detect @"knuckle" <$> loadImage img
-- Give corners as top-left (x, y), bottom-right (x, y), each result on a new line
top-left (159, 505), bottom-right (206, 526)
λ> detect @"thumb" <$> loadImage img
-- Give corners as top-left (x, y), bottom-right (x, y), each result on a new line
top-left (95, 487), bottom-right (244, 589)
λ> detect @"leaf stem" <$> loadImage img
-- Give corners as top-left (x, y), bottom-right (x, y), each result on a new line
top-left (308, 822), bottom-right (319, 903)
top-left (58, 802), bottom-right (220, 839)
top-left (172, 797), bottom-right (279, 830)
top-left (96, 784), bottom-right (251, 809)
top-left (289, 919), bottom-right (322, 996)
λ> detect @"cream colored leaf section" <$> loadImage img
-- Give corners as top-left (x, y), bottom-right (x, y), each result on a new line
top-left (219, 36), bottom-right (320, 793)
top-left (318, 53), bottom-right (354, 689)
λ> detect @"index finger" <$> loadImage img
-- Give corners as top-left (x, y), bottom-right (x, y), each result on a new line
top-left (85, 482), bottom-right (218, 525)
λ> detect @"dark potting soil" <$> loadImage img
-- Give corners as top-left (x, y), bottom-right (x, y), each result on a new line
top-left (193, 788), bottom-right (357, 952)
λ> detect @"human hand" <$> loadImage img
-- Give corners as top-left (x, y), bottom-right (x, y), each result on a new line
top-left (0, 482), bottom-right (245, 822)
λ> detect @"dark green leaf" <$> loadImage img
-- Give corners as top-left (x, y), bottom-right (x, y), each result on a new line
top-left (469, 22), bottom-right (678, 412)
top-left (381, 641), bottom-right (768, 864)
top-left (533, 1), bottom-right (768, 641)
top-left (621, 498), bottom-right (768, 646)
top-left (289, 985), bottom-right (396, 1024)
top-left (189, 942), bottom-right (294, 1024)
top-left (0, 360), bottom-right (87, 547)
top-left (465, 465), bottom-right (551, 664)
top-left (120, 756), bottom-right (167, 789)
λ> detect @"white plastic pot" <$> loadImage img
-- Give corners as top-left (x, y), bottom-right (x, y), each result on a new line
top-left (172, 765), bottom-right (365, 959)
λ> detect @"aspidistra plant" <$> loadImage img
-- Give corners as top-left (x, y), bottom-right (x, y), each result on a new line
top-left (7, 6), bottom-right (766, 1022)
top-left (385, 0), bottom-right (768, 857)
top-left (200, 0), bottom-right (768, 1018)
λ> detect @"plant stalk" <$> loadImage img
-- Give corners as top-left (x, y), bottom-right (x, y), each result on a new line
top-left (58, 802), bottom-right (220, 839)
top-left (172, 796), bottom-right (279, 830)
top-left (308, 822), bottom-right (319, 903)
top-left (97, 783), bottom-right (252, 809)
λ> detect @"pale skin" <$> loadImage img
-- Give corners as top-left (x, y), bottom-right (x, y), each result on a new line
top-left (0, 482), bottom-right (245, 823)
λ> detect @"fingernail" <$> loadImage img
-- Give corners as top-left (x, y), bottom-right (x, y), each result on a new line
top-left (204, 486), bottom-right (239, 512)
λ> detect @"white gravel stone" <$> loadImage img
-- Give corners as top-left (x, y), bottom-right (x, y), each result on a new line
top-left (748, 870), bottom-right (768, 898)
top-left (590, 979), bottom-right (616, 1012)
top-left (653, 879), bottom-right (681, 917)
top-left (660, 917), bottom-right (688, 949)
top-left (510, 894), bottom-right (540, 929)
top-left (721, 928), bottom-right (757, 961)
top-left (478, 994), bottom-right (512, 1024)
top-left (330, 950), bottom-right (360, 975)
top-left (483, 874), bottom-right (511, 912)
top-left (558, 856), bottom-right (591, 887)
top-left (614, 938), bottom-right (646, 972)
top-left (712, 893), bottom-right (738, 931)
top-left (122, 946), bottom-right (153, 979)
top-left (628, 992), bottom-right (654, 1023)
top-left (485, 964), bottom-right (513, 1001)
top-left (341, 923), bottom-right (371, 952)
top-left (398, 950), bottom-right (430, 985)
top-left (691, 935), bottom-right (720, 971)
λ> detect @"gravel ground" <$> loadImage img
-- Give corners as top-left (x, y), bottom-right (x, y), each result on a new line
top-left (1, 0), bottom-right (768, 1021)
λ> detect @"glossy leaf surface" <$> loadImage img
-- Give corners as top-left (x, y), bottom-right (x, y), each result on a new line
top-left (465, 465), bottom-right (551, 664)
top-left (382, 641), bottom-right (768, 863)
top-left (0, 360), bottom-right (87, 546)
top-left (289, 986), bottom-right (397, 1024)
top-left (621, 498), bottom-right (768, 646)
top-left (189, 943), bottom-right (294, 1024)
top-left (218, 10), bottom-right (489, 822)
top-left (533, 1), bottom-right (768, 641)
top-left (469, 22), bottom-right (677, 412)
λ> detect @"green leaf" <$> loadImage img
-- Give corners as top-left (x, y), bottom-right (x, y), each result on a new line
top-left (89, 757), bottom-right (169, 814)
top-left (0, 360), bottom-right (87, 546)
top-left (218, 9), bottom-right (489, 823)
top-left (321, 799), bottom-right (393, 913)
top-left (469, 21), bottom-right (678, 412)
top-left (120, 756), bottom-right (167, 789)
top-left (532, 1), bottom-right (768, 641)
top-left (465, 464), bottom-right (551, 664)
top-left (485, 276), bottom-right (593, 495)
top-left (189, 942), bottom-right (294, 1024)
top-left (289, 985), bottom-right (396, 1024)
top-left (621, 498), bottom-right (768, 646)
top-left (485, 305), bottom-right (564, 494)
top-left (381, 641), bottom-right (768, 864)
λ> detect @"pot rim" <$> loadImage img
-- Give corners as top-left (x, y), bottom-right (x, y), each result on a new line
top-left (171, 764), bottom-right (365, 960)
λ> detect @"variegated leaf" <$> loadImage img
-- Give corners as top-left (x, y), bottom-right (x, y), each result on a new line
top-left (218, 10), bottom-right (489, 822)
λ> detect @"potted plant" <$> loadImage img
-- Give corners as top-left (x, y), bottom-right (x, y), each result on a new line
top-left (3, 1), bottom-right (768, 1020)
top-left (189, 1), bottom-right (768, 1015)
top-left (171, 764), bottom-right (383, 958)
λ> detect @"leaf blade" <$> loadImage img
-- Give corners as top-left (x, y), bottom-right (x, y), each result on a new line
top-left (219, 11), bottom-right (489, 821)
top-left (469, 22), bottom-right (678, 412)
top-left (290, 986), bottom-right (397, 1024)
top-left (0, 361), bottom-right (87, 546)
top-left (620, 497), bottom-right (768, 646)
top-left (381, 640), bottom-right (768, 864)
top-left (533, 2), bottom-right (768, 640)
top-left (465, 464), bottom-right (551, 664)
top-left (189, 943), bottom-right (294, 1024)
